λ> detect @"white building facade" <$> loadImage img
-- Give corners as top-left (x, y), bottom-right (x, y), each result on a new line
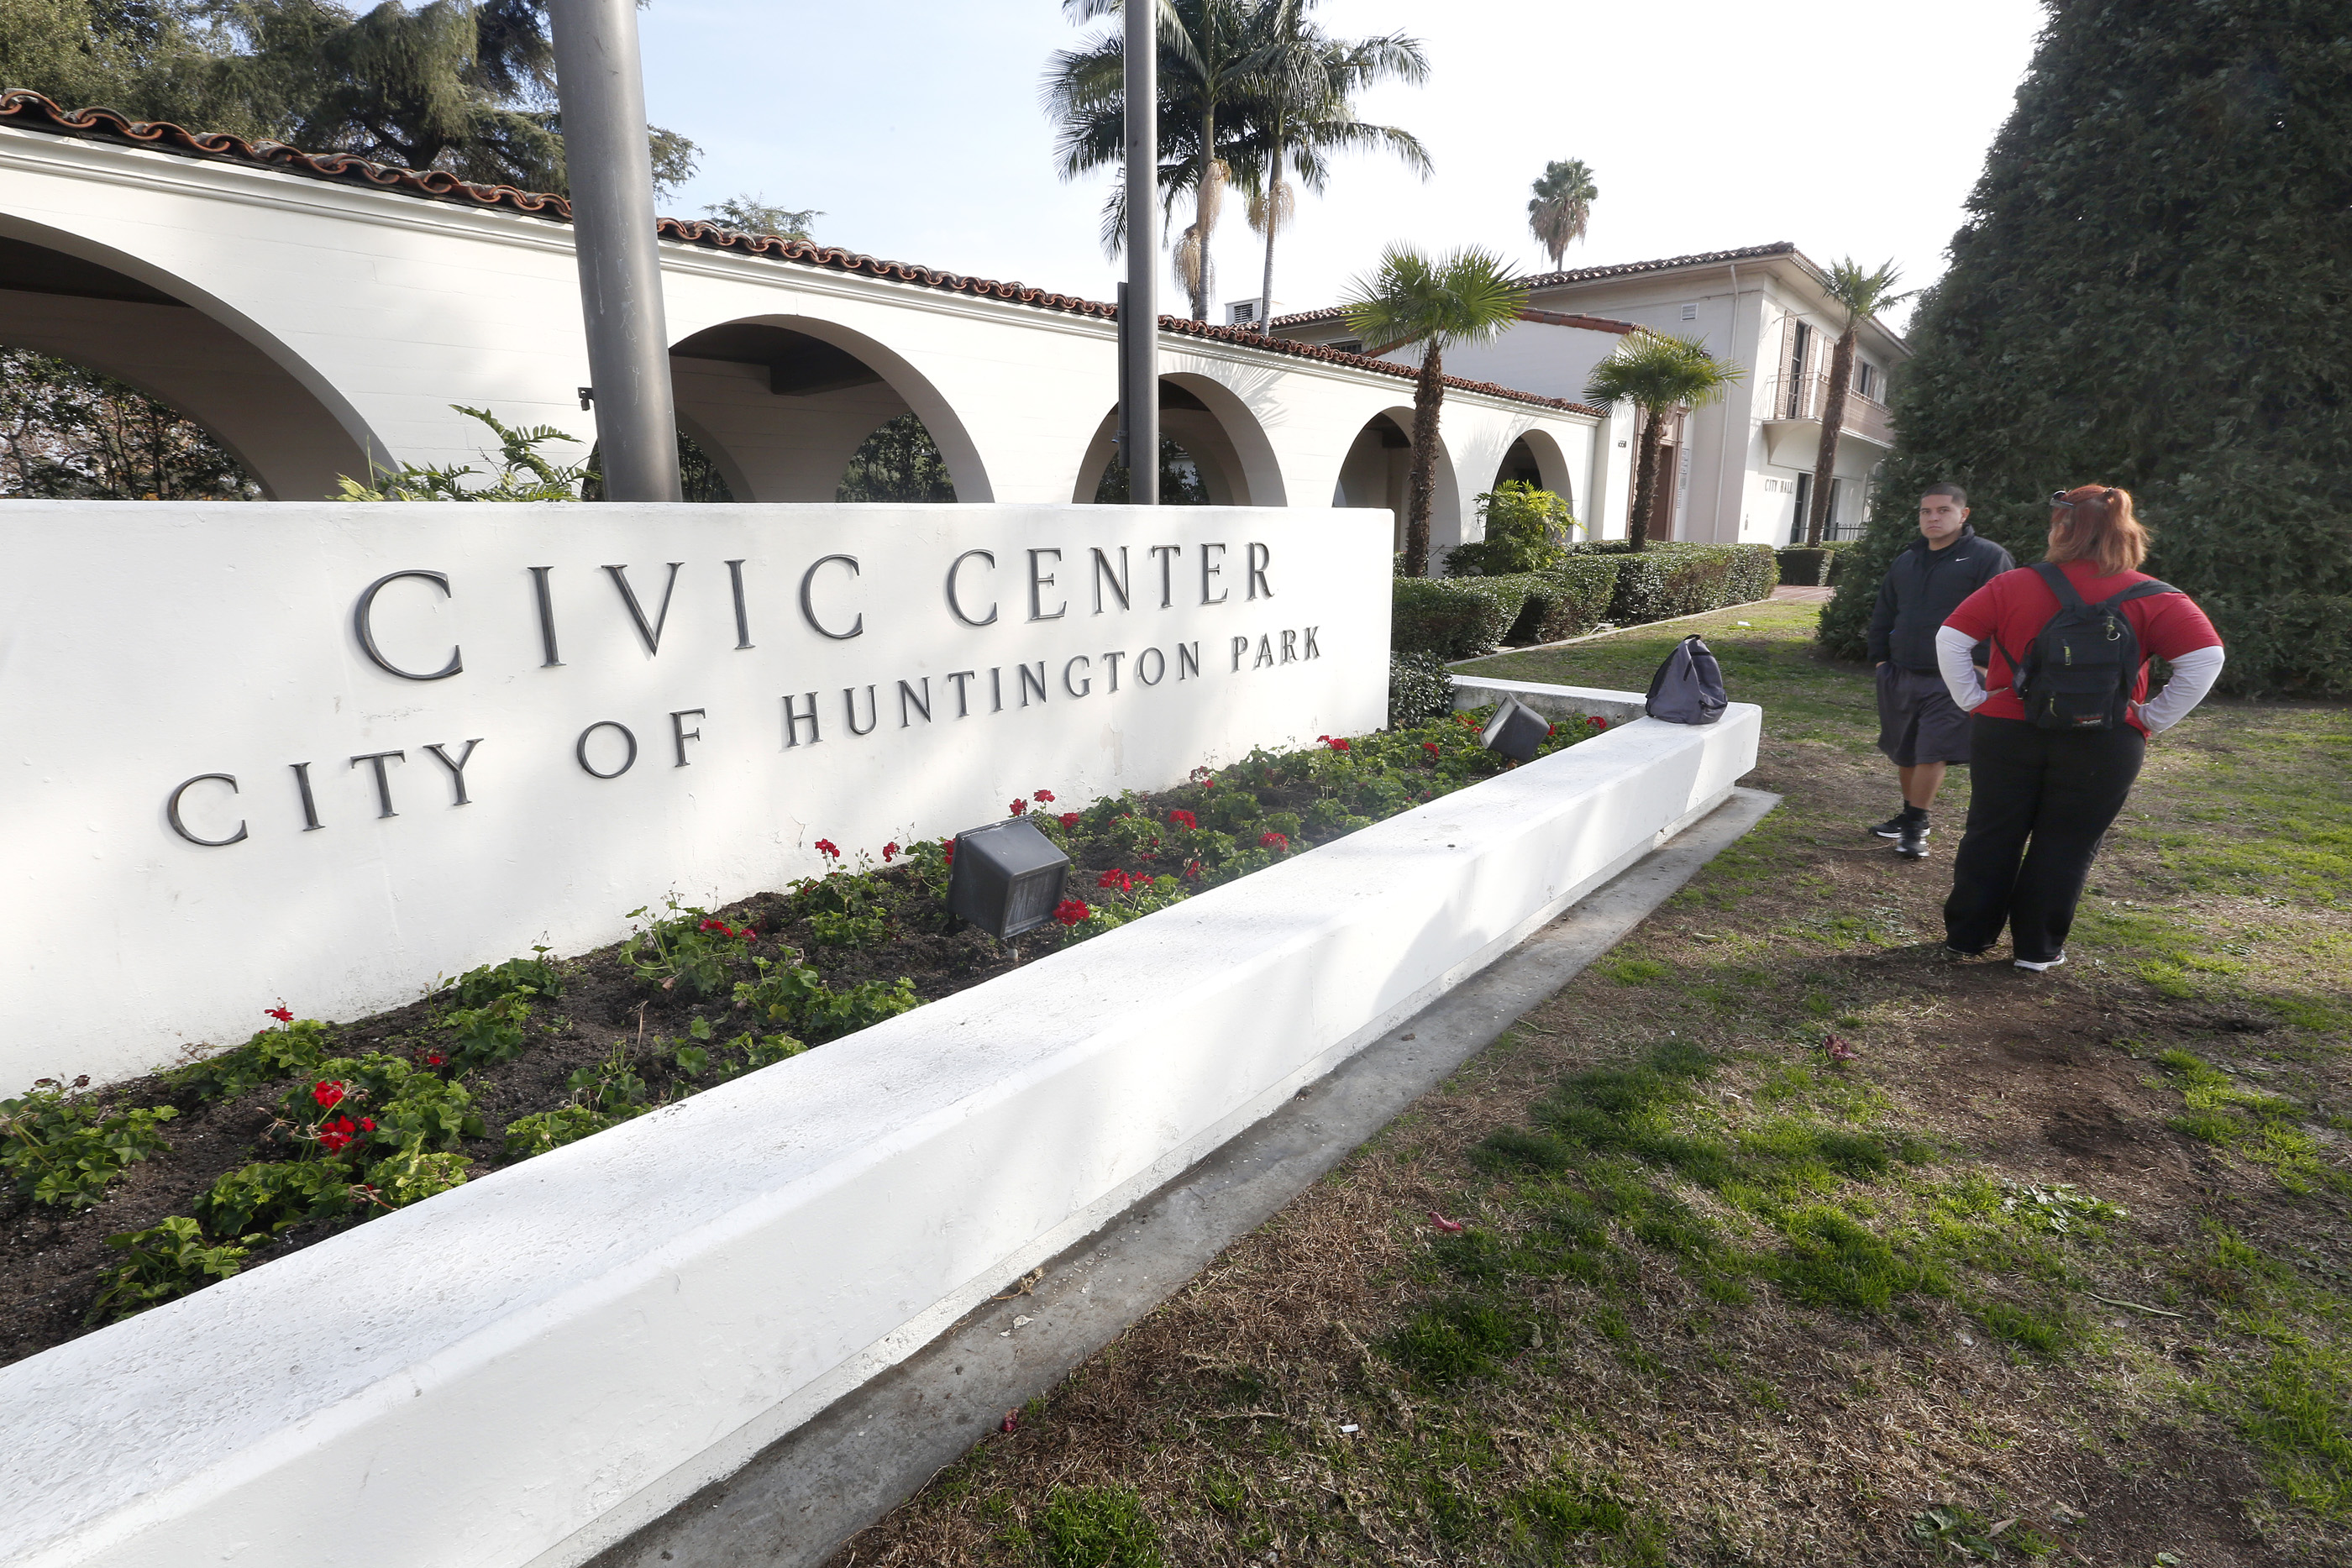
top-left (1274, 243), bottom-right (1910, 545)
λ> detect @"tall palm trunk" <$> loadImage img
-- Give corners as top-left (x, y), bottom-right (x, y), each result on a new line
top-left (1627, 405), bottom-right (1668, 553)
top-left (1189, 105), bottom-right (1216, 321)
top-left (1405, 341), bottom-right (1444, 575)
top-left (1804, 325), bottom-right (1857, 546)
top-left (1257, 128), bottom-right (1282, 333)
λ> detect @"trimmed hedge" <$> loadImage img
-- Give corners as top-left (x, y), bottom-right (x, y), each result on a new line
top-left (1593, 542), bottom-right (1777, 625)
top-left (1397, 543), bottom-right (1777, 658)
top-left (2198, 593), bottom-right (2352, 697)
top-left (1392, 576), bottom-right (1518, 659)
top-left (1777, 543), bottom-right (1861, 586)
top-left (1388, 649), bottom-right (1453, 727)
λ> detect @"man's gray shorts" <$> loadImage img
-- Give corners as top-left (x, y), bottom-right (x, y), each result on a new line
top-left (1876, 663), bottom-right (1971, 766)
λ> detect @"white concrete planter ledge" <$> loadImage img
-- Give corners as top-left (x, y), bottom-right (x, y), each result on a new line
top-left (0, 684), bottom-right (1759, 1568)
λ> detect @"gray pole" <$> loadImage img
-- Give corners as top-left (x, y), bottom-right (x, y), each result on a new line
top-left (549, 0), bottom-right (681, 501)
top-left (1121, 0), bottom-right (1158, 505)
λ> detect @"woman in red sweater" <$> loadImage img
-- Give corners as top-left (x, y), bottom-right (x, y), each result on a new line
top-left (1933, 485), bottom-right (2226, 970)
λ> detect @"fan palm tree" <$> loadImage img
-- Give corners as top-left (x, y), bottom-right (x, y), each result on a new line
top-left (1341, 244), bottom-right (1527, 576)
top-left (1048, 0), bottom-right (1259, 322)
top-left (1803, 257), bottom-right (1913, 545)
top-left (1526, 158), bottom-right (1598, 270)
top-left (1583, 333), bottom-right (1743, 551)
top-left (1239, 2), bottom-right (1430, 331)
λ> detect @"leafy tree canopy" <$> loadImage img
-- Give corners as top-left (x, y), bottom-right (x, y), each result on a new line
top-left (0, 0), bottom-right (697, 195)
top-left (1819, 0), bottom-right (2352, 693)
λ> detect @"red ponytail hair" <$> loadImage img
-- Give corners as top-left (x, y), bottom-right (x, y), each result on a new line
top-left (2046, 485), bottom-right (2148, 576)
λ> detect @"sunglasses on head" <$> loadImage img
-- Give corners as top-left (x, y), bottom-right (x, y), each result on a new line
top-left (2050, 490), bottom-right (2076, 508)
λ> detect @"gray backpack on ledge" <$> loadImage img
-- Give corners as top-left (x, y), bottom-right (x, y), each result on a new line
top-left (1645, 634), bottom-right (1727, 725)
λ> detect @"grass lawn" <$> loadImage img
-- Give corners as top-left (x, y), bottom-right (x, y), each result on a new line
top-left (830, 598), bottom-right (2352, 1568)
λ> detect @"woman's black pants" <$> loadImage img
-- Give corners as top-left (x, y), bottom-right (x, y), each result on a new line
top-left (1944, 716), bottom-right (2145, 962)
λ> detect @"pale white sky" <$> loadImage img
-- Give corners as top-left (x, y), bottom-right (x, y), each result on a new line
top-left (641, 1), bottom-right (2049, 334)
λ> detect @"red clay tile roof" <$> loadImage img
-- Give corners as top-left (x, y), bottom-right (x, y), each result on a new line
top-left (0, 90), bottom-right (1601, 417)
top-left (1272, 243), bottom-right (1810, 329)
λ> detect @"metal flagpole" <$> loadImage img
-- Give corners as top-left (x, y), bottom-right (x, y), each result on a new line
top-left (548, 0), bottom-right (682, 502)
top-left (1121, 0), bottom-right (1158, 505)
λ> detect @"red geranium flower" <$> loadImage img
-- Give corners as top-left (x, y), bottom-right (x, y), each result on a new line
top-left (1586, 715), bottom-right (1607, 730)
top-left (882, 842), bottom-right (900, 863)
top-left (1183, 858), bottom-right (1202, 880)
top-left (1325, 737), bottom-right (1352, 752)
top-left (359, 1117), bottom-right (376, 1133)
top-left (1058, 812), bottom-right (1080, 828)
top-left (1053, 898), bottom-right (1089, 926)
top-left (1421, 742), bottom-right (1440, 757)
top-left (318, 1115), bottom-right (358, 1154)
top-left (1259, 831), bottom-right (1289, 852)
top-left (698, 918), bottom-right (731, 935)
top-left (943, 841), bottom-right (957, 864)
top-left (312, 1080), bottom-right (346, 1109)
top-left (1168, 809), bottom-right (1197, 831)
top-left (420, 1051), bottom-right (446, 1068)
top-left (265, 1005), bottom-right (294, 1023)
top-left (814, 838), bottom-right (841, 860)
top-left (1097, 868), bottom-right (1131, 890)
top-left (1033, 789), bottom-right (1056, 804)
top-left (1010, 798), bottom-right (1028, 816)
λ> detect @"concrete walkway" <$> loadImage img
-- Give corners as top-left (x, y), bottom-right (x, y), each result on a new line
top-left (1772, 584), bottom-right (1836, 603)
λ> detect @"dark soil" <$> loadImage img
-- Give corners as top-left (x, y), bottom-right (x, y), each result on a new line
top-left (4, 714), bottom-right (1588, 1369)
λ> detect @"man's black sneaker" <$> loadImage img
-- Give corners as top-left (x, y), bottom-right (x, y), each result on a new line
top-left (1872, 813), bottom-right (1929, 840)
top-left (1896, 821), bottom-right (1930, 859)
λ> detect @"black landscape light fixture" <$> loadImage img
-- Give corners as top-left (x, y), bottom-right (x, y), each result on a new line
top-left (1479, 697), bottom-right (1551, 763)
top-left (948, 818), bottom-right (1072, 940)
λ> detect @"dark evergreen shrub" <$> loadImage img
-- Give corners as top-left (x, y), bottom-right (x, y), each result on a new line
top-left (1391, 578), bottom-right (1521, 658)
top-left (1779, 548), bottom-right (1835, 586)
top-left (1387, 650), bottom-right (1454, 727)
top-left (1819, 0), bottom-right (2352, 693)
top-left (1594, 543), bottom-right (1775, 623)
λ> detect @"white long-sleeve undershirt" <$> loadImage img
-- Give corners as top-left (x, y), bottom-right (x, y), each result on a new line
top-left (1934, 625), bottom-right (2225, 733)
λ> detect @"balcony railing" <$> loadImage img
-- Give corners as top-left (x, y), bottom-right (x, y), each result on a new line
top-left (1761, 372), bottom-right (1892, 445)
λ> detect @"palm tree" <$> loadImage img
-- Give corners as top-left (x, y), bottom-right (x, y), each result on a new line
top-left (1803, 257), bottom-right (1912, 545)
top-left (1048, 0), bottom-right (1258, 322)
top-left (1239, 3), bottom-right (1431, 331)
top-left (1583, 333), bottom-right (1743, 551)
top-left (1526, 158), bottom-right (1598, 270)
top-left (1341, 244), bottom-right (1527, 576)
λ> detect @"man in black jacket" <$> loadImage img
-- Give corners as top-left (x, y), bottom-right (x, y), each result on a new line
top-left (1866, 484), bottom-right (2014, 858)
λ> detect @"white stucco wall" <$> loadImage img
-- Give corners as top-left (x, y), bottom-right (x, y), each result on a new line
top-left (0, 124), bottom-right (1599, 552)
top-left (0, 691), bottom-right (1759, 1568)
top-left (0, 501), bottom-right (1389, 1093)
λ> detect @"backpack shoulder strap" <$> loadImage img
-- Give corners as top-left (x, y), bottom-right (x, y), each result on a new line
top-left (2031, 562), bottom-right (2085, 610)
top-left (2106, 579), bottom-right (2181, 607)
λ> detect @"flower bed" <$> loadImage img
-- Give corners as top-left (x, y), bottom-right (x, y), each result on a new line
top-left (0, 705), bottom-right (1612, 1369)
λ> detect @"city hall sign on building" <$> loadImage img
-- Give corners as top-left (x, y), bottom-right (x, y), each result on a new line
top-left (1, 503), bottom-right (1389, 1088)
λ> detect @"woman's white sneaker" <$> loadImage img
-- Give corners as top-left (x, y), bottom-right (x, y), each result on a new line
top-left (2013, 953), bottom-right (2067, 972)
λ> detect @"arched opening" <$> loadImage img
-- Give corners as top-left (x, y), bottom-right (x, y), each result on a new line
top-left (1071, 375), bottom-right (1278, 505)
top-left (581, 429), bottom-right (738, 501)
top-left (0, 225), bottom-right (379, 500)
top-left (667, 317), bottom-right (990, 502)
top-left (0, 345), bottom-right (261, 499)
top-left (1491, 427), bottom-right (1577, 524)
top-left (1331, 408), bottom-right (1462, 559)
top-left (838, 412), bottom-right (956, 502)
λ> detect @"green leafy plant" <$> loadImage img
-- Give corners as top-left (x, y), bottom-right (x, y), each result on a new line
top-left (441, 989), bottom-right (535, 1071)
top-left (500, 1042), bottom-right (659, 1157)
top-left (170, 1017), bottom-right (333, 1100)
top-left (192, 1159), bottom-right (358, 1238)
top-left (364, 1146), bottom-right (471, 1208)
top-left (1, 1078), bottom-right (177, 1209)
top-left (91, 1217), bottom-right (251, 1320)
top-left (624, 900), bottom-right (757, 1000)
top-left (1446, 481), bottom-right (1578, 575)
top-left (334, 405), bottom-right (596, 502)
top-left (450, 950), bottom-right (562, 1007)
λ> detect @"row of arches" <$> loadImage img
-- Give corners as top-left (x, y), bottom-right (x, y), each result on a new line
top-left (0, 219), bottom-right (1578, 541)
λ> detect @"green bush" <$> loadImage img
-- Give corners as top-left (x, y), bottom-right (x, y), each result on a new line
top-left (1389, 649), bottom-right (1456, 727)
top-left (1, 1083), bottom-right (176, 1209)
top-left (1444, 481), bottom-right (1576, 576)
top-left (1595, 543), bottom-right (1751, 624)
top-left (92, 1217), bottom-right (250, 1320)
top-left (1391, 576), bottom-right (1520, 658)
top-left (1814, 0), bottom-right (2352, 693)
top-left (1543, 555), bottom-right (1622, 633)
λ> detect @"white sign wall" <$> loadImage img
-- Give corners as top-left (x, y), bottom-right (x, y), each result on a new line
top-left (0, 503), bottom-right (1389, 1090)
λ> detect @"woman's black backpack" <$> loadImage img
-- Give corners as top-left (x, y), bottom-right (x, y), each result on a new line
top-left (1644, 634), bottom-right (1727, 725)
top-left (1996, 563), bottom-right (2181, 731)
